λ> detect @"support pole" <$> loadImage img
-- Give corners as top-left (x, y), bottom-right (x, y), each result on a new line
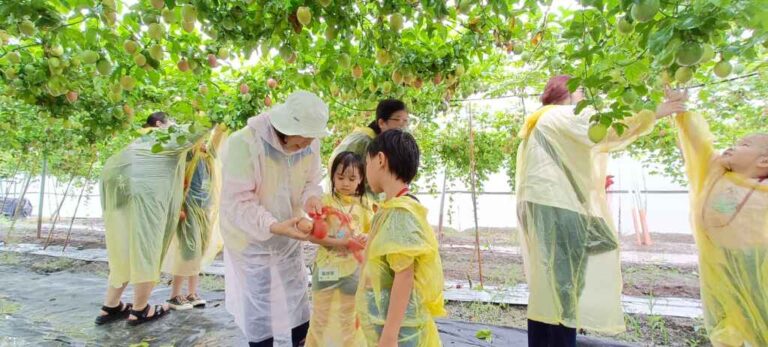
top-left (37, 157), bottom-right (47, 238)
top-left (468, 102), bottom-right (484, 288)
top-left (64, 163), bottom-right (94, 251)
top-left (44, 175), bottom-right (74, 249)
top-left (437, 171), bottom-right (448, 245)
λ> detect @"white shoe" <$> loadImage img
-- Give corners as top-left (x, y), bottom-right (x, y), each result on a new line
top-left (187, 293), bottom-right (207, 308)
top-left (167, 295), bottom-right (194, 311)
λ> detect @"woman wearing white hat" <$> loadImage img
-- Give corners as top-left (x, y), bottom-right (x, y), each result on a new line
top-left (219, 90), bottom-right (329, 346)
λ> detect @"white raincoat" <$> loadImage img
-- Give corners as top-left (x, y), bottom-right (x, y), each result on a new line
top-left (219, 114), bottom-right (323, 343)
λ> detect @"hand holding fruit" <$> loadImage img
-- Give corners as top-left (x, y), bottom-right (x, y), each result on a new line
top-left (270, 217), bottom-right (310, 240)
top-left (297, 218), bottom-right (314, 234)
top-left (655, 88), bottom-right (688, 119)
top-left (304, 196), bottom-right (323, 215)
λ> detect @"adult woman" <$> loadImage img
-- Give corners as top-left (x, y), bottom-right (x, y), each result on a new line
top-left (330, 99), bottom-right (409, 198)
top-left (96, 112), bottom-right (206, 326)
top-left (219, 91), bottom-right (328, 346)
top-left (515, 75), bottom-right (686, 346)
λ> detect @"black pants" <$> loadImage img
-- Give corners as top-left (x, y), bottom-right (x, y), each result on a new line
top-left (527, 319), bottom-right (576, 347)
top-left (248, 321), bottom-right (309, 347)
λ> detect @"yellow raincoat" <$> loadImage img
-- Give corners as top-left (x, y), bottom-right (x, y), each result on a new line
top-left (162, 126), bottom-right (227, 277)
top-left (675, 112), bottom-right (768, 346)
top-left (306, 193), bottom-right (373, 347)
top-left (101, 125), bottom-right (206, 288)
top-left (516, 105), bottom-right (657, 333)
top-left (355, 195), bottom-right (445, 347)
top-left (330, 127), bottom-right (379, 200)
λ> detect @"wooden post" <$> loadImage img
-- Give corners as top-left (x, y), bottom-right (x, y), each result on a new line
top-left (437, 171), bottom-right (448, 245)
top-left (64, 163), bottom-right (94, 251)
top-left (44, 175), bottom-right (74, 249)
top-left (1, 158), bottom-right (22, 213)
top-left (7, 174), bottom-right (33, 239)
top-left (468, 102), bottom-right (484, 287)
top-left (37, 157), bottom-right (47, 238)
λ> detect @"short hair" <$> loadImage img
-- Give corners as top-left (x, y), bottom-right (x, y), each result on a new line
top-left (144, 112), bottom-right (168, 128)
top-left (540, 75), bottom-right (572, 106)
top-left (369, 99), bottom-right (407, 134)
top-left (367, 129), bottom-right (420, 183)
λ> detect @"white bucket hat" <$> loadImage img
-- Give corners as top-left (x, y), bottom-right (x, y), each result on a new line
top-left (269, 90), bottom-right (330, 138)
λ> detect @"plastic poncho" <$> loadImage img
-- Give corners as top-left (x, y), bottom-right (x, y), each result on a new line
top-left (675, 112), bottom-right (768, 346)
top-left (219, 114), bottom-right (323, 344)
top-left (305, 193), bottom-right (373, 347)
top-left (329, 127), bottom-right (380, 200)
top-left (355, 195), bottom-right (445, 347)
top-left (515, 105), bottom-right (657, 333)
top-left (162, 126), bottom-right (227, 277)
top-left (101, 125), bottom-right (205, 288)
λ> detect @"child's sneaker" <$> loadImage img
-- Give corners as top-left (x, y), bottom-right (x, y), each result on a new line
top-left (187, 293), bottom-right (207, 308)
top-left (167, 295), bottom-right (193, 311)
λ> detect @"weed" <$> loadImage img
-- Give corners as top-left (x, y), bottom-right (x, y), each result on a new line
top-left (0, 297), bottom-right (20, 315)
top-left (0, 252), bottom-right (20, 265)
top-left (199, 274), bottom-right (225, 292)
top-left (30, 258), bottom-right (77, 273)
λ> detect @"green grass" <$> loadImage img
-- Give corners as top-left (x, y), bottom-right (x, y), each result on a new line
top-left (0, 297), bottom-right (21, 315)
top-left (30, 257), bottom-right (77, 273)
top-left (199, 274), bottom-right (225, 292)
top-left (0, 252), bottom-right (20, 265)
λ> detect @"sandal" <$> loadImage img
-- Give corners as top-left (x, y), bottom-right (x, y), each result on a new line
top-left (95, 301), bottom-right (133, 325)
top-left (127, 303), bottom-right (169, 326)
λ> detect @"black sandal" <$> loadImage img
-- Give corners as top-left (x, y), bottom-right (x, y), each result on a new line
top-left (95, 301), bottom-right (133, 325)
top-left (127, 304), bottom-right (169, 326)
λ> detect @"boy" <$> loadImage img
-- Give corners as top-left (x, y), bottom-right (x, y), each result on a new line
top-left (356, 130), bottom-right (445, 347)
top-left (675, 111), bottom-right (768, 347)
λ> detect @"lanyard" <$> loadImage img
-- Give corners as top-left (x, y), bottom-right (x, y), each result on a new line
top-left (396, 187), bottom-right (410, 197)
top-left (702, 174), bottom-right (767, 228)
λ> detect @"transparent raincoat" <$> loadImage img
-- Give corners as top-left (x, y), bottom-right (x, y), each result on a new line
top-left (101, 125), bottom-right (206, 288)
top-left (516, 105), bottom-right (657, 333)
top-left (330, 127), bottom-right (378, 199)
top-left (305, 194), bottom-right (372, 347)
top-left (219, 114), bottom-right (323, 344)
top-left (162, 125), bottom-right (227, 277)
top-left (355, 196), bottom-right (445, 347)
top-left (675, 112), bottom-right (768, 346)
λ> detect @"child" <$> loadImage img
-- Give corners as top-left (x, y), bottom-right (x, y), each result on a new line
top-left (356, 130), bottom-right (445, 347)
top-left (675, 111), bottom-right (768, 346)
top-left (304, 151), bottom-right (372, 347)
top-left (163, 125), bottom-right (226, 310)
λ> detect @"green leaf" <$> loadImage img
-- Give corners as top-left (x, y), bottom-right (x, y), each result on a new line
top-left (151, 143), bottom-right (163, 153)
top-left (575, 100), bottom-right (590, 114)
top-left (648, 26), bottom-right (674, 54)
top-left (475, 329), bottom-right (493, 341)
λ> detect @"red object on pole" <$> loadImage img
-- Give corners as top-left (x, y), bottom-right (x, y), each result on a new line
top-left (605, 175), bottom-right (615, 190)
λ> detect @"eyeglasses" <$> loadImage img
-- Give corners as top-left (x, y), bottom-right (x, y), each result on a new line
top-left (387, 115), bottom-right (420, 129)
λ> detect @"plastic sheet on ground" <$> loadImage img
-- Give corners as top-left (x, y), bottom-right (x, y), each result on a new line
top-left (0, 260), bottom-right (632, 346)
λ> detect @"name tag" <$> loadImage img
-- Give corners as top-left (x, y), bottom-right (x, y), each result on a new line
top-left (318, 267), bottom-right (340, 282)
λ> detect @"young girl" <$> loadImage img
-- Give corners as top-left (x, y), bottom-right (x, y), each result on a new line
top-left (304, 151), bottom-right (372, 347)
top-left (163, 125), bottom-right (226, 310)
top-left (675, 110), bottom-right (768, 346)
